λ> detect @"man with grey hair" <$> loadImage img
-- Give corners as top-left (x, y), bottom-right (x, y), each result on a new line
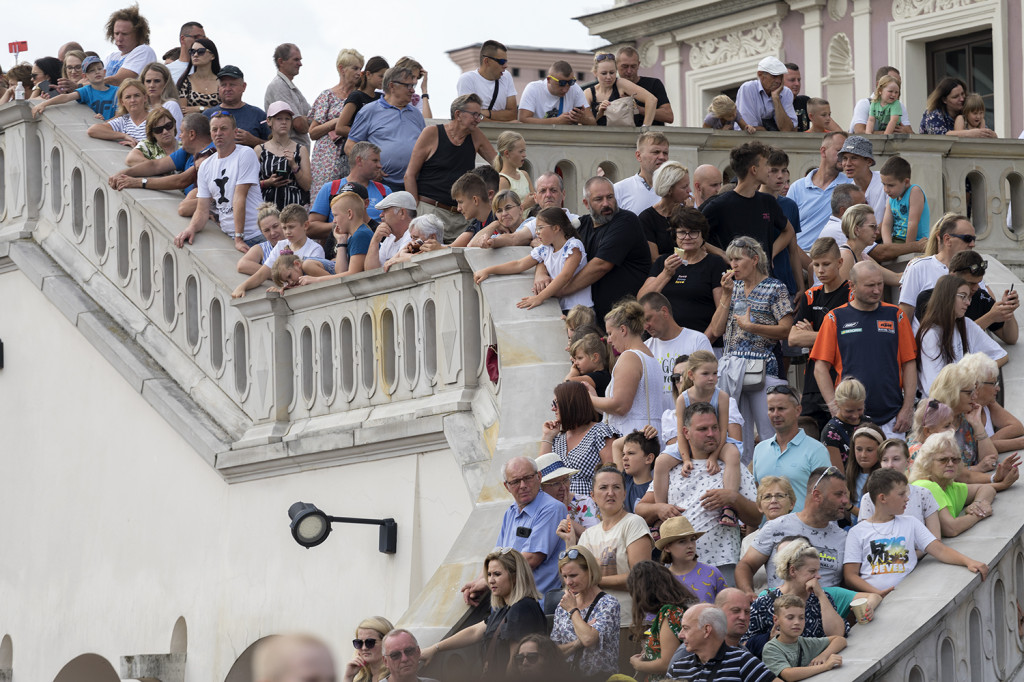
top-left (346, 67), bottom-right (426, 192)
top-left (614, 131), bottom-right (670, 214)
top-left (367, 191), bottom-right (417, 270)
top-left (543, 176), bottom-right (650, 320)
top-left (252, 633), bottom-right (335, 682)
top-left (308, 141), bottom-right (391, 239)
top-left (404, 93), bottom-right (497, 241)
top-left (692, 164), bottom-right (724, 208)
top-left (736, 56), bottom-right (796, 133)
top-left (460, 456), bottom-right (565, 603)
top-left (264, 42), bottom-right (311, 147)
top-left (381, 630), bottom-right (438, 682)
top-left (668, 604), bottom-right (779, 681)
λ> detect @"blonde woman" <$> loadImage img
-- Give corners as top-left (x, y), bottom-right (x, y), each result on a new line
top-left (584, 52), bottom-right (656, 127)
top-left (343, 616), bottom-right (394, 682)
top-left (139, 62), bottom-right (182, 135)
top-left (310, 48), bottom-right (364, 198)
top-left (638, 161), bottom-right (691, 259)
top-left (87, 78), bottom-right (150, 145)
top-left (910, 431), bottom-right (1000, 537)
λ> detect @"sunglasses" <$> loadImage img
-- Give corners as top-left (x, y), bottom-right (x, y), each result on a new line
top-left (150, 122), bottom-right (175, 134)
top-left (811, 466), bottom-right (841, 492)
top-left (947, 232), bottom-right (976, 244)
top-left (353, 638), bottom-right (377, 650)
top-left (547, 75), bottom-right (576, 87)
top-left (954, 260), bottom-right (987, 276)
top-left (484, 55), bottom-right (508, 66)
top-left (559, 548), bottom-right (581, 560)
top-left (595, 53), bottom-right (616, 62)
top-left (386, 647), bottom-right (418, 661)
top-left (670, 373), bottom-right (684, 383)
top-left (189, 47), bottom-right (209, 57)
top-left (766, 385), bottom-right (796, 396)
top-left (515, 652), bottom-right (542, 665)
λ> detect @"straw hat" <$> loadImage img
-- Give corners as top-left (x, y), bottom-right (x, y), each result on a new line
top-left (654, 516), bottom-right (705, 550)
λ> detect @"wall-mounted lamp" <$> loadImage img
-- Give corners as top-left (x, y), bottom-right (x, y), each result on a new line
top-left (288, 501), bottom-right (397, 554)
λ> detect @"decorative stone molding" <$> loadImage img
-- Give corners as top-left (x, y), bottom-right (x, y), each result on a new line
top-left (688, 21), bottom-right (783, 70)
top-left (893, 0), bottom-right (981, 19)
top-left (638, 40), bottom-right (659, 68)
top-left (827, 0), bottom-right (848, 20)
top-left (826, 33), bottom-right (854, 80)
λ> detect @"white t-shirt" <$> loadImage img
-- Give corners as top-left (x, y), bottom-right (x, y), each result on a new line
top-left (167, 60), bottom-right (191, 82)
top-left (660, 395), bottom-right (744, 443)
top-left (751, 514), bottom-right (847, 589)
top-left (456, 70), bottom-right (517, 111)
top-left (844, 515), bottom-right (936, 590)
top-left (520, 208), bottom-right (579, 238)
top-left (859, 484), bottom-right (939, 527)
top-left (530, 237), bottom-right (592, 310)
top-left (518, 79), bottom-right (587, 120)
top-left (104, 44), bottom-right (158, 78)
top-left (196, 145), bottom-right (263, 241)
top-left (379, 231), bottom-right (412, 263)
top-left (645, 329), bottom-right (714, 396)
top-left (899, 256), bottom-right (949, 308)
top-left (264, 238), bottom-right (325, 269)
top-left (849, 98), bottom-right (911, 132)
top-left (864, 171), bottom-right (886, 223)
top-left (578, 513), bottom-right (653, 626)
top-left (917, 318), bottom-right (1007, 396)
top-left (614, 174), bottom-right (658, 215)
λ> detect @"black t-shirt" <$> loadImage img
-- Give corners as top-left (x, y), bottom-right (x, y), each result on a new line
top-left (587, 369), bottom-right (611, 397)
top-left (793, 94), bottom-right (811, 132)
top-left (636, 76), bottom-right (669, 126)
top-left (481, 599), bottom-right (547, 675)
top-left (649, 252), bottom-right (728, 341)
top-left (916, 286), bottom-right (1003, 331)
top-left (700, 190), bottom-right (786, 275)
top-left (577, 210), bottom-right (652, 321)
top-left (343, 90), bottom-right (380, 121)
top-left (793, 281), bottom-right (851, 396)
top-left (638, 206), bottom-right (673, 257)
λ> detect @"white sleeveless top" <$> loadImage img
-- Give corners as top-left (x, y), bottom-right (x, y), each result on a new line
top-left (606, 349), bottom-right (670, 440)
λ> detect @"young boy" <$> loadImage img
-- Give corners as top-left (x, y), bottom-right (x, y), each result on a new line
top-left (302, 191), bottom-right (373, 281)
top-left (843, 469), bottom-right (989, 596)
top-left (788, 237), bottom-right (850, 435)
top-left (232, 204), bottom-right (324, 298)
top-left (617, 429), bottom-right (658, 513)
top-left (31, 55), bottom-right (118, 120)
top-left (762, 594), bottom-right (846, 680)
top-left (805, 98), bottom-right (843, 134)
top-left (879, 156), bottom-right (930, 244)
top-left (450, 173), bottom-right (494, 248)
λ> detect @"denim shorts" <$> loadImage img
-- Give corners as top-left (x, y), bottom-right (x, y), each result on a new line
top-left (307, 257), bottom-right (336, 275)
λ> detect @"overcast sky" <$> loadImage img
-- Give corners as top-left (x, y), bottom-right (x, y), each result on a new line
top-left (9, 0), bottom-right (608, 111)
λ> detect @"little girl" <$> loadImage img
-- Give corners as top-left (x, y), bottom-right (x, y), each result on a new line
top-left (567, 332), bottom-right (611, 397)
top-left (954, 93), bottom-right (989, 132)
top-left (231, 204), bottom-right (324, 298)
top-left (657, 515), bottom-right (727, 604)
top-left (821, 377), bottom-right (866, 467)
top-left (866, 75), bottom-right (902, 135)
top-left (236, 202), bottom-right (285, 276)
top-left (845, 423), bottom-right (884, 522)
top-left (652, 351), bottom-right (742, 526)
top-left (858, 439), bottom-right (942, 540)
top-left (492, 131), bottom-right (535, 211)
top-left (702, 95), bottom-right (756, 134)
top-left (908, 398), bottom-right (955, 461)
top-left (473, 207), bottom-right (592, 312)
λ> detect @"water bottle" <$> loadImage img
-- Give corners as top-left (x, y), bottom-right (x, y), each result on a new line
top-left (14, 82), bottom-right (25, 100)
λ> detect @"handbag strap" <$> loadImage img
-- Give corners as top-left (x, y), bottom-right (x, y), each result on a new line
top-left (487, 78), bottom-right (500, 111)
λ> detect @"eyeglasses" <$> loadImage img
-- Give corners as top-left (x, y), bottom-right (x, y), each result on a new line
top-left (66, 64), bottom-right (83, 72)
top-left (189, 48), bottom-right (209, 57)
top-left (505, 473), bottom-right (538, 488)
top-left (956, 292), bottom-right (972, 302)
top-left (515, 652), bottom-right (542, 665)
top-left (547, 75), bottom-right (576, 87)
top-left (150, 122), bottom-right (175, 134)
top-left (559, 548), bottom-right (581, 560)
top-left (353, 638), bottom-right (377, 650)
top-left (981, 380), bottom-right (999, 387)
top-left (483, 55), bottom-right (508, 66)
top-left (936, 456), bottom-right (960, 465)
top-left (960, 387), bottom-right (977, 395)
top-left (595, 53), bottom-right (616, 62)
top-left (391, 81), bottom-right (416, 90)
top-left (677, 230), bottom-right (701, 239)
top-left (766, 385), bottom-right (796, 396)
top-left (811, 466), bottom-right (841, 492)
top-left (761, 493), bottom-right (790, 502)
top-left (458, 109), bottom-right (485, 121)
top-left (386, 647), bottom-right (419, 661)
top-left (947, 232), bottom-right (976, 244)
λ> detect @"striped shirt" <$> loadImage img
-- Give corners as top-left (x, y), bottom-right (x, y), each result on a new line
top-left (107, 115), bottom-right (147, 143)
top-left (667, 643), bottom-right (777, 682)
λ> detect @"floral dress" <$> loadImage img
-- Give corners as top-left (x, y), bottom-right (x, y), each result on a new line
top-left (638, 604), bottom-right (686, 682)
top-left (723, 277), bottom-right (793, 377)
top-left (550, 593), bottom-right (620, 678)
top-left (309, 88), bottom-right (349, 199)
top-left (920, 108), bottom-right (955, 135)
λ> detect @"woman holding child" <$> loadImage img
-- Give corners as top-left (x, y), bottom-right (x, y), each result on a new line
top-left (920, 77), bottom-right (996, 138)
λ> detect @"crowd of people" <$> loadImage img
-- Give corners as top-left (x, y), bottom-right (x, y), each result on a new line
top-left (6, 9), bottom-right (1024, 681)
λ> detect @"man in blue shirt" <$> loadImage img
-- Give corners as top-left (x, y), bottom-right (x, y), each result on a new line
top-left (107, 113), bottom-right (215, 217)
top-left (735, 56), bottom-right (797, 132)
top-left (308, 141), bottom-right (389, 239)
top-left (460, 457), bottom-right (565, 602)
top-left (345, 66), bottom-right (425, 192)
top-left (787, 132), bottom-right (852, 250)
top-left (202, 65), bottom-right (270, 147)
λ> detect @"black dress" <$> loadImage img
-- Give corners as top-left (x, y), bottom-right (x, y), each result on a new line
top-left (480, 598), bottom-right (547, 676)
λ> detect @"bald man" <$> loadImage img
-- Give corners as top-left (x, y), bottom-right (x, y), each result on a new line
top-left (252, 634), bottom-right (335, 682)
top-left (692, 164), bottom-right (723, 208)
top-left (715, 587), bottom-right (754, 647)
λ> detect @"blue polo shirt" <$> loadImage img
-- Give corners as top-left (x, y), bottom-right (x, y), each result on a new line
top-left (169, 142), bottom-right (216, 194)
top-left (752, 429), bottom-right (831, 512)
top-left (495, 490), bottom-right (566, 594)
top-left (787, 169), bottom-right (852, 250)
top-left (348, 97), bottom-right (425, 184)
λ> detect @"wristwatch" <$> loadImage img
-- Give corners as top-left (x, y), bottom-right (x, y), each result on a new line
top-left (569, 608), bottom-right (581, 618)
top-left (234, 232), bottom-right (244, 239)
top-left (141, 177), bottom-right (148, 188)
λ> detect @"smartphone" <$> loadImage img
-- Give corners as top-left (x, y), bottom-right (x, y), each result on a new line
top-left (274, 169), bottom-right (289, 178)
top-left (38, 80), bottom-right (57, 97)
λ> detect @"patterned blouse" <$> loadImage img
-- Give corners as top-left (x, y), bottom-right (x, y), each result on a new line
top-left (550, 592), bottom-right (620, 677)
top-left (569, 493), bottom-right (601, 530)
top-left (747, 588), bottom-right (845, 642)
top-left (179, 77), bottom-right (220, 109)
top-left (639, 604), bottom-right (686, 682)
top-left (954, 415), bottom-right (980, 467)
top-left (553, 421), bottom-right (617, 497)
top-left (821, 417), bottom-right (856, 465)
top-left (920, 108), bottom-right (956, 135)
top-left (723, 277), bottom-right (793, 376)
top-left (309, 88), bottom-right (350, 199)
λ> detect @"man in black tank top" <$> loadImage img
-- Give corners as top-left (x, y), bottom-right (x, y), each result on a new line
top-left (404, 93), bottom-right (496, 242)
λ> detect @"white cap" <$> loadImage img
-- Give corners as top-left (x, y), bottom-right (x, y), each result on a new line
top-left (757, 56), bottom-right (787, 76)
